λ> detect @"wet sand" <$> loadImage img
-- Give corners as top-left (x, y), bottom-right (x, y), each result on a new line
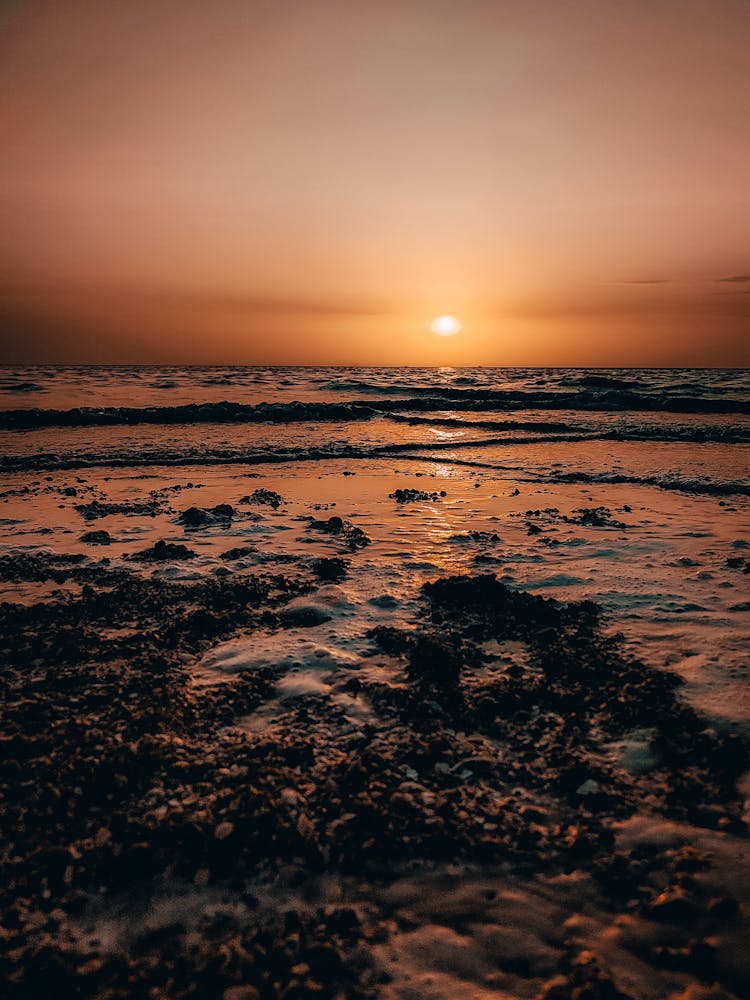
top-left (1, 454), bottom-right (749, 999)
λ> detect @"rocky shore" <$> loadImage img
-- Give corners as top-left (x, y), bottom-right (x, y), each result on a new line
top-left (1, 504), bottom-right (749, 998)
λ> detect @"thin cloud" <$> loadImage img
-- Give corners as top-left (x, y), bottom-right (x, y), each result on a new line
top-left (717, 274), bottom-right (750, 283)
top-left (622, 279), bottom-right (670, 285)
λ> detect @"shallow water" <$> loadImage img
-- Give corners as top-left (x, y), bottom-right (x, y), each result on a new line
top-left (2, 460), bottom-right (748, 726)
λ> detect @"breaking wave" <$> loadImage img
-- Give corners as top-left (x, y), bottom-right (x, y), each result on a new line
top-left (3, 388), bottom-right (749, 431)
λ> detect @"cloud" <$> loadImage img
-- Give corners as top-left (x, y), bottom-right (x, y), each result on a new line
top-left (717, 274), bottom-right (750, 283)
top-left (622, 279), bottom-right (670, 285)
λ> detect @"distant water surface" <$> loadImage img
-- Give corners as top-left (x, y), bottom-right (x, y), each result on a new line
top-left (1, 365), bottom-right (748, 411)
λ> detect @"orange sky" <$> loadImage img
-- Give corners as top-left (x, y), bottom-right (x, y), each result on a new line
top-left (0, 0), bottom-right (748, 366)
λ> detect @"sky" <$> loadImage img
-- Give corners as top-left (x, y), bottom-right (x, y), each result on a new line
top-left (0, 0), bottom-right (749, 366)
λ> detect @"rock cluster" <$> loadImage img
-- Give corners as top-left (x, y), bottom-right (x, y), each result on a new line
top-left (389, 488), bottom-right (447, 503)
top-left (240, 489), bottom-right (284, 509)
top-left (306, 515), bottom-right (371, 550)
top-left (126, 539), bottom-right (197, 562)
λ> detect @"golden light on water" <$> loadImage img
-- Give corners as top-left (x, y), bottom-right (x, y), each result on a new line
top-left (430, 315), bottom-right (462, 337)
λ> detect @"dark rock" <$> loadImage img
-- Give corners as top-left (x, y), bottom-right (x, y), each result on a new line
top-left (81, 530), bottom-right (111, 545)
top-left (570, 506), bottom-right (627, 528)
top-left (311, 556), bottom-right (348, 581)
top-left (221, 546), bottom-right (257, 561)
top-left (177, 505), bottom-right (236, 528)
top-left (311, 515), bottom-right (344, 534)
top-left (75, 500), bottom-right (162, 520)
top-left (307, 515), bottom-right (370, 550)
top-left (708, 895), bottom-right (740, 920)
top-left (180, 506), bottom-right (210, 527)
top-left (646, 887), bottom-right (698, 923)
top-left (389, 488), bottom-right (446, 503)
top-left (127, 540), bottom-right (196, 562)
top-left (239, 488), bottom-right (284, 509)
top-left (408, 634), bottom-right (462, 687)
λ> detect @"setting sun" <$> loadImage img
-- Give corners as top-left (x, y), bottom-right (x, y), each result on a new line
top-left (430, 315), bottom-right (462, 337)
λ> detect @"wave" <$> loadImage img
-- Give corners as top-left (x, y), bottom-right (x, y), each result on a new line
top-left (369, 454), bottom-right (750, 497)
top-left (0, 380), bottom-right (46, 393)
top-left (3, 386), bottom-right (749, 430)
top-left (563, 374), bottom-right (644, 390)
top-left (1, 432), bottom-right (597, 472)
top-left (0, 444), bottom-right (371, 472)
top-left (0, 400), bottom-right (378, 430)
top-left (389, 414), bottom-right (574, 432)
top-left (319, 379), bottom-right (419, 395)
top-left (388, 414), bottom-right (750, 442)
top-left (2, 435), bottom-right (749, 497)
top-left (310, 384), bottom-right (750, 414)
top-left (547, 470), bottom-right (750, 497)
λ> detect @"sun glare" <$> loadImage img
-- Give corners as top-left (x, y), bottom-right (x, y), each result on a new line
top-left (430, 315), bottom-right (462, 336)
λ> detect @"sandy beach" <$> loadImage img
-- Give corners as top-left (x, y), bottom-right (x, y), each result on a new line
top-left (0, 366), bottom-right (748, 998)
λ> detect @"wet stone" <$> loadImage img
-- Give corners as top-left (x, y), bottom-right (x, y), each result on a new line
top-left (307, 515), bottom-right (371, 550)
top-left (75, 499), bottom-right (162, 519)
top-left (311, 556), bottom-right (348, 581)
top-left (80, 530), bottom-right (111, 545)
top-left (127, 539), bottom-right (196, 562)
top-left (389, 488), bottom-right (447, 503)
top-left (177, 504), bottom-right (236, 528)
top-left (239, 488), bottom-right (284, 509)
top-left (221, 546), bottom-right (258, 561)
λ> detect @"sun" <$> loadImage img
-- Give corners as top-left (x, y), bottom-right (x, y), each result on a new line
top-left (430, 315), bottom-right (462, 337)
